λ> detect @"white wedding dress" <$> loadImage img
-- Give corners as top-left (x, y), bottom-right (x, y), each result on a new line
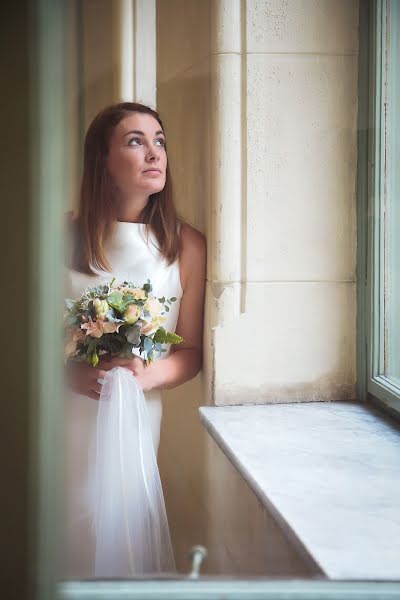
top-left (61, 221), bottom-right (183, 579)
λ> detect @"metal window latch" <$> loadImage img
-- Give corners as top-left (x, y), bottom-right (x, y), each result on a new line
top-left (188, 545), bottom-right (207, 579)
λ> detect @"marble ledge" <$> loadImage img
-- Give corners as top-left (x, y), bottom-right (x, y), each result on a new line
top-left (199, 401), bottom-right (400, 581)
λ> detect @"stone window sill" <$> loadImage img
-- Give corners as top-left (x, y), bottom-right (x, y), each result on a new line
top-left (199, 401), bottom-right (400, 580)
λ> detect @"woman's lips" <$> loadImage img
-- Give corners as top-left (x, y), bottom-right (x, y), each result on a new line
top-left (143, 169), bottom-right (162, 175)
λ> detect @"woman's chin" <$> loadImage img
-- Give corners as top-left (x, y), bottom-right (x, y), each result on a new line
top-left (145, 183), bottom-right (166, 195)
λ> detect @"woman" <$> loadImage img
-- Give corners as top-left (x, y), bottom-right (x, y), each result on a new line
top-left (63, 102), bottom-right (207, 579)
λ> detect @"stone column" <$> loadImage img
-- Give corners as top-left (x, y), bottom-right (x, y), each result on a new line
top-left (114, 0), bottom-right (156, 107)
top-left (206, 0), bottom-right (359, 405)
top-left (209, 0), bottom-right (244, 329)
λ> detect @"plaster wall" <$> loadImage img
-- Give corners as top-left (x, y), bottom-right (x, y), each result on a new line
top-left (156, 0), bottom-right (212, 573)
top-left (209, 0), bottom-right (359, 405)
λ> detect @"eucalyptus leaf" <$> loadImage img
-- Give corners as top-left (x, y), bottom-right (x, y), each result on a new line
top-left (107, 290), bottom-right (124, 312)
top-left (143, 279), bottom-right (152, 293)
top-left (120, 341), bottom-right (134, 357)
top-left (144, 336), bottom-right (154, 355)
top-left (123, 294), bottom-right (138, 308)
top-left (126, 324), bottom-right (141, 345)
top-left (106, 309), bottom-right (117, 322)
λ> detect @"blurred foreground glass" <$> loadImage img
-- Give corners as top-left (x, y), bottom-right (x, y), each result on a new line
top-left (28, 0), bottom-right (400, 598)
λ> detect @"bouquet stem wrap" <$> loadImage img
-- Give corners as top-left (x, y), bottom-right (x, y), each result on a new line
top-left (88, 366), bottom-right (176, 577)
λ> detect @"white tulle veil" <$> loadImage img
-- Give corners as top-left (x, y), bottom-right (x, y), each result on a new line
top-left (87, 366), bottom-right (175, 577)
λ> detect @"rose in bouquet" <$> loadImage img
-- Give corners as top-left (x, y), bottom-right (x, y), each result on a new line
top-left (64, 278), bottom-right (183, 367)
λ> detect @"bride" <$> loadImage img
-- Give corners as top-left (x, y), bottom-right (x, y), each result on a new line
top-left (62, 101), bottom-right (206, 579)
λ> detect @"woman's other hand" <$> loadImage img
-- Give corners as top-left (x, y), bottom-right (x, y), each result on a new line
top-left (65, 361), bottom-right (107, 400)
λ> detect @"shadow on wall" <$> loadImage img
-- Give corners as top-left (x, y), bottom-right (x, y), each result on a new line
top-left (156, 0), bottom-right (211, 575)
top-left (158, 374), bottom-right (209, 574)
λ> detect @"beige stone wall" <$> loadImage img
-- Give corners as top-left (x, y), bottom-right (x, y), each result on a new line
top-left (202, 434), bottom-right (317, 577)
top-left (156, 0), bottom-right (212, 573)
top-left (209, 0), bottom-right (360, 405)
top-left (156, 0), bottom-right (211, 232)
top-left (80, 0), bottom-right (119, 127)
top-left (66, 0), bottom-right (120, 211)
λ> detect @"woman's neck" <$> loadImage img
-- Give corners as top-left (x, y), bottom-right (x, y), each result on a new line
top-left (117, 192), bottom-right (149, 223)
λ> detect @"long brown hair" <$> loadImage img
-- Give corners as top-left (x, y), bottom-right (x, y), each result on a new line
top-left (69, 102), bottom-right (183, 274)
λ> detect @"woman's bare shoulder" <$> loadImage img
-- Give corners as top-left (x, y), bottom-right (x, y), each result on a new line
top-left (179, 222), bottom-right (206, 253)
top-left (179, 222), bottom-right (206, 290)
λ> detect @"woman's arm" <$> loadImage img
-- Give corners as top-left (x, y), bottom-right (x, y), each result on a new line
top-left (100, 223), bottom-right (207, 392)
top-left (143, 223), bottom-right (207, 390)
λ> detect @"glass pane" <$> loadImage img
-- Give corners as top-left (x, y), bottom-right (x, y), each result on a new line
top-left (386, 0), bottom-right (400, 385)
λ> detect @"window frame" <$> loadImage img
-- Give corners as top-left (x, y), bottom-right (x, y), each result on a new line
top-left (360, 0), bottom-right (400, 421)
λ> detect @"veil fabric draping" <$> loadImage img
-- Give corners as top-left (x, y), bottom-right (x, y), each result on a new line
top-left (87, 366), bottom-right (175, 577)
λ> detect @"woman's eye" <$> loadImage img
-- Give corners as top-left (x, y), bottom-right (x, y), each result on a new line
top-left (127, 137), bottom-right (165, 147)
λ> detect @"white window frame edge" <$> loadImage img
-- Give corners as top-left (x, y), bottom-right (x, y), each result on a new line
top-left (366, 0), bottom-right (400, 420)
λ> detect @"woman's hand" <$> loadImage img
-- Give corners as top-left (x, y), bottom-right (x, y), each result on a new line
top-left (65, 361), bottom-right (107, 400)
top-left (98, 355), bottom-right (155, 393)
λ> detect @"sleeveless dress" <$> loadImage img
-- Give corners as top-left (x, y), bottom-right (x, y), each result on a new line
top-left (61, 221), bottom-right (183, 579)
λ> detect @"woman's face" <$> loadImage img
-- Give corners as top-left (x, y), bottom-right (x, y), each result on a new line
top-left (107, 112), bottom-right (167, 198)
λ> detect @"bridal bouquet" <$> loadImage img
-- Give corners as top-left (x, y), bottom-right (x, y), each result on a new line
top-left (64, 278), bottom-right (183, 367)
top-left (64, 278), bottom-right (181, 576)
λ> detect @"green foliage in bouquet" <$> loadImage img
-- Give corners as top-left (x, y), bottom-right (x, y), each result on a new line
top-left (64, 278), bottom-right (183, 367)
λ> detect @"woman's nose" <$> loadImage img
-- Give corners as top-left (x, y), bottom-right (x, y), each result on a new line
top-left (146, 146), bottom-right (159, 161)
